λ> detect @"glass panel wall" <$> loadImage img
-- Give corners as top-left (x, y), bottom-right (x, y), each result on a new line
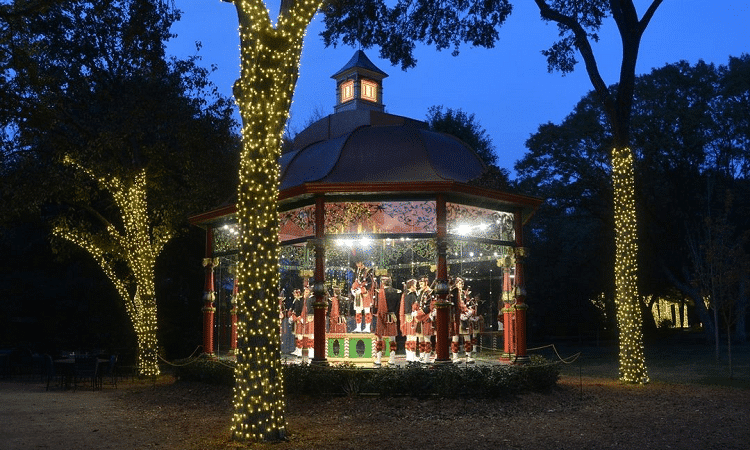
top-left (276, 237), bottom-right (513, 336)
top-left (206, 201), bottom-right (518, 354)
top-left (324, 201), bottom-right (436, 235)
top-left (212, 254), bottom-right (237, 354)
top-left (447, 203), bottom-right (514, 242)
top-left (212, 223), bottom-right (239, 254)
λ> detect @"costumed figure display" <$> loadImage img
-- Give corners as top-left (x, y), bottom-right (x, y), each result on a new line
top-left (302, 284), bottom-right (317, 361)
top-left (399, 279), bottom-right (419, 362)
top-left (416, 276), bottom-right (436, 363)
top-left (278, 289), bottom-right (286, 338)
top-left (328, 286), bottom-right (348, 333)
top-left (497, 301), bottom-right (504, 332)
top-left (374, 276), bottom-right (401, 366)
top-left (351, 259), bottom-right (376, 333)
top-left (278, 289), bottom-right (294, 354)
top-left (450, 277), bottom-right (478, 363)
top-left (288, 288), bottom-right (304, 360)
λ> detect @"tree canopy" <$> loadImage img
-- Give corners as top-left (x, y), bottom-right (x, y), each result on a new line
top-left (426, 105), bottom-right (498, 167)
top-left (321, 0), bottom-right (512, 70)
top-left (425, 105), bottom-right (510, 190)
top-left (515, 55), bottom-right (750, 345)
top-left (0, 0), bottom-right (240, 368)
top-left (1, 0), bottom-right (239, 223)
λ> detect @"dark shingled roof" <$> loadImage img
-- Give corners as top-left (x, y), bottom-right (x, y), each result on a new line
top-left (331, 49), bottom-right (389, 79)
top-left (280, 111), bottom-right (486, 191)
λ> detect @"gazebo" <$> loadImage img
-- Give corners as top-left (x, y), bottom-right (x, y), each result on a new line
top-left (189, 50), bottom-right (542, 364)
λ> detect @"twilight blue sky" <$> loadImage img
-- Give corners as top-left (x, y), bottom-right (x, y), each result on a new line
top-left (168, 1), bottom-right (749, 177)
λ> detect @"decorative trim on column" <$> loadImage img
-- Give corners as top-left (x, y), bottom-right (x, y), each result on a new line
top-left (202, 255), bottom-right (218, 357)
top-left (498, 255), bottom-right (514, 361)
top-left (434, 194), bottom-right (451, 363)
top-left (312, 195), bottom-right (328, 365)
top-left (513, 207), bottom-right (529, 363)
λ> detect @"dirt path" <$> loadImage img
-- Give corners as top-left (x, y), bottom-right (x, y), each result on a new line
top-left (3, 375), bottom-right (750, 450)
top-left (0, 379), bottom-right (226, 450)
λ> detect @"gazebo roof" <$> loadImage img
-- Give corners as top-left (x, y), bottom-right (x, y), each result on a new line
top-left (280, 110), bottom-right (485, 191)
top-left (189, 108), bottom-right (542, 226)
top-left (275, 108), bottom-right (541, 222)
top-left (189, 50), bottom-right (542, 228)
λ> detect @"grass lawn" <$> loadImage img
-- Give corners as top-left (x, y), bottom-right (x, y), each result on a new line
top-left (530, 333), bottom-right (750, 388)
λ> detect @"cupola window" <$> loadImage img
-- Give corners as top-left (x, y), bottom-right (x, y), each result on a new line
top-left (341, 80), bottom-right (354, 103)
top-left (332, 50), bottom-right (388, 113)
top-left (361, 79), bottom-right (377, 102)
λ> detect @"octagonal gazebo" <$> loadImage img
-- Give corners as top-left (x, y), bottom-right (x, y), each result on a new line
top-left (189, 50), bottom-right (542, 364)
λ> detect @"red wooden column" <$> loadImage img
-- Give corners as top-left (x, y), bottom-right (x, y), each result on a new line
top-left (500, 257), bottom-right (514, 361)
top-left (513, 209), bottom-right (529, 362)
top-left (201, 227), bottom-right (216, 357)
top-left (433, 194), bottom-right (451, 363)
top-left (312, 195), bottom-right (328, 365)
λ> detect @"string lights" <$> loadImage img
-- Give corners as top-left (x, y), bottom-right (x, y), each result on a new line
top-left (228, 0), bottom-right (321, 442)
top-left (53, 156), bottom-right (167, 377)
top-left (611, 147), bottom-right (649, 384)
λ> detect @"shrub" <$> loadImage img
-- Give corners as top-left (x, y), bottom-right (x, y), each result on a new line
top-left (173, 356), bottom-right (560, 398)
top-left (173, 356), bottom-right (235, 385)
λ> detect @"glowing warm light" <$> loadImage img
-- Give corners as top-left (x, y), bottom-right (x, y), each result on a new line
top-left (361, 79), bottom-right (377, 102)
top-left (451, 221), bottom-right (495, 237)
top-left (336, 238), bottom-right (354, 247)
top-left (333, 236), bottom-right (373, 248)
top-left (341, 79), bottom-right (354, 102)
top-left (455, 223), bottom-right (472, 235)
top-left (53, 156), bottom-right (165, 377)
top-left (611, 147), bottom-right (648, 384)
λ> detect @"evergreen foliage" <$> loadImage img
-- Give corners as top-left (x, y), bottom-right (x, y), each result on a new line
top-left (175, 357), bottom-right (560, 397)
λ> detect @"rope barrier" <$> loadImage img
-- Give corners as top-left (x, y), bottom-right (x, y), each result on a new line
top-left (526, 343), bottom-right (581, 365)
top-left (156, 346), bottom-right (206, 367)
top-left (155, 346), bottom-right (243, 371)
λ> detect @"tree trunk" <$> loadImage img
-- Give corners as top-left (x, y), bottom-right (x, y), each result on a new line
top-left (734, 279), bottom-right (747, 343)
top-left (52, 162), bottom-right (165, 378)
top-left (611, 145), bottom-right (648, 383)
top-left (713, 304), bottom-right (720, 361)
top-left (231, 50), bottom-right (292, 443)
top-left (727, 322), bottom-right (733, 379)
top-left (641, 295), bottom-right (658, 336)
top-left (133, 301), bottom-right (160, 377)
top-left (229, 0), bottom-right (320, 442)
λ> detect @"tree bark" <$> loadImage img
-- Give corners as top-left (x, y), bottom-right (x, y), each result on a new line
top-left (229, 0), bottom-right (320, 443)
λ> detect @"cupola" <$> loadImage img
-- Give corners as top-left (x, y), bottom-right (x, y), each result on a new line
top-left (331, 50), bottom-right (388, 113)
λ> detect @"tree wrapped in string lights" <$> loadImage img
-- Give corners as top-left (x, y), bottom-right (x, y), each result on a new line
top-left (226, 0), bottom-right (320, 442)
top-left (532, 0), bottom-right (655, 385)
top-left (53, 157), bottom-right (167, 377)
